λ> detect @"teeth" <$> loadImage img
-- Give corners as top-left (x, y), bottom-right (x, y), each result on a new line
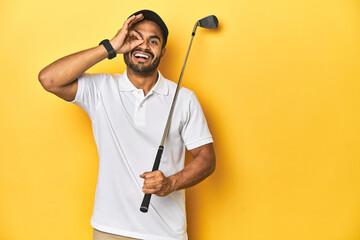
top-left (134, 53), bottom-right (149, 59)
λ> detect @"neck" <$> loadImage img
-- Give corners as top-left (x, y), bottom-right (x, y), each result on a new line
top-left (126, 68), bottom-right (158, 96)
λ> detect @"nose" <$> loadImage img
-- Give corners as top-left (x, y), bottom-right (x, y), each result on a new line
top-left (138, 39), bottom-right (150, 50)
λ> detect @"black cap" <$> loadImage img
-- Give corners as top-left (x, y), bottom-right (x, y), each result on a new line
top-left (129, 10), bottom-right (169, 47)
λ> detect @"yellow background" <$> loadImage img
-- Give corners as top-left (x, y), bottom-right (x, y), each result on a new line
top-left (1, 0), bottom-right (360, 239)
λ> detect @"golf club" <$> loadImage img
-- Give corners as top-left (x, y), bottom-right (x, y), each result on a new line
top-left (140, 15), bottom-right (219, 213)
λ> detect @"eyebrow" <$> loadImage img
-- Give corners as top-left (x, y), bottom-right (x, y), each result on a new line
top-left (135, 30), bottom-right (161, 42)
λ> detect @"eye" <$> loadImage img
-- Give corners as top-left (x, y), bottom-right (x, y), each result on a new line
top-left (150, 40), bottom-right (158, 45)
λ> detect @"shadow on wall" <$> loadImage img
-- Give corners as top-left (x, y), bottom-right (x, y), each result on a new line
top-left (185, 106), bottom-right (224, 239)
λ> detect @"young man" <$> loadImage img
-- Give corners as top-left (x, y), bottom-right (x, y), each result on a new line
top-left (39, 10), bottom-right (215, 240)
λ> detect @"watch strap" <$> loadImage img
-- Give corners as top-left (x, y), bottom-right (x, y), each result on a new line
top-left (99, 39), bottom-right (116, 59)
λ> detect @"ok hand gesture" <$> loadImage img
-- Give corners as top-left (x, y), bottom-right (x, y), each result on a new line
top-left (110, 14), bottom-right (144, 54)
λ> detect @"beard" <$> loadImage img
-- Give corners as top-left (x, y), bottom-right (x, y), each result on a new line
top-left (124, 49), bottom-right (161, 76)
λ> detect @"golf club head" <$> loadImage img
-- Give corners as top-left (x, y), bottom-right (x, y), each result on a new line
top-left (198, 15), bottom-right (219, 29)
top-left (192, 15), bottom-right (219, 35)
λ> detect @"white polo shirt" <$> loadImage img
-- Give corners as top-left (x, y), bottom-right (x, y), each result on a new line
top-left (69, 70), bottom-right (213, 240)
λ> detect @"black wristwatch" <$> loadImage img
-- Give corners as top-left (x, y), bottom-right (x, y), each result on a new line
top-left (99, 39), bottom-right (117, 59)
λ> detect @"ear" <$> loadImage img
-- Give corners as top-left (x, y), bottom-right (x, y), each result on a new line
top-left (161, 47), bottom-right (166, 57)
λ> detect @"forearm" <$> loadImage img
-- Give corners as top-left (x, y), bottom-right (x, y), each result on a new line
top-left (169, 151), bottom-right (216, 192)
top-left (38, 45), bottom-right (108, 90)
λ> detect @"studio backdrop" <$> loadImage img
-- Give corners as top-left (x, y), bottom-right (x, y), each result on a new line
top-left (1, 0), bottom-right (360, 239)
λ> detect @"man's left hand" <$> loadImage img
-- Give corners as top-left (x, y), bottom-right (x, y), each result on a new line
top-left (140, 170), bottom-right (174, 197)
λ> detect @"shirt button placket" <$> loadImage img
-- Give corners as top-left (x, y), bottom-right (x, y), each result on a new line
top-left (134, 90), bottom-right (146, 126)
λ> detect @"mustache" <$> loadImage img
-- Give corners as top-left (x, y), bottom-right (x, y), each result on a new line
top-left (131, 48), bottom-right (154, 59)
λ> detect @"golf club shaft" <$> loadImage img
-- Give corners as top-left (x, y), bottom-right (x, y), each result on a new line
top-left (140, 32), bottom-right (196, 213)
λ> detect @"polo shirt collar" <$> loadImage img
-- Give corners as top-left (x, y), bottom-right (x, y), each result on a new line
top-left (118, 70), bottom-right (168, 95)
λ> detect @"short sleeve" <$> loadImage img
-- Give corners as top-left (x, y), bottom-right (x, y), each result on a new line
top-left (67, 73), bottom-right (107, 119)
top-left (181, 92), bottom-right (213, 150)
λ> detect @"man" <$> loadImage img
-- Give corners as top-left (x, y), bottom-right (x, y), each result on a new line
top-left (39, 10), bottom-right (215, 240)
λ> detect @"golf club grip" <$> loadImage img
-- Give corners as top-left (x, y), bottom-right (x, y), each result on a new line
top-left (140, 193), bottom-right (152, 212)
top-left (140, 146), bottom-right (164, 213)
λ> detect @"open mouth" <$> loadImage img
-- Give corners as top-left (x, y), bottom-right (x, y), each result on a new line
top-left (132, 50), bottom-right (153, 62)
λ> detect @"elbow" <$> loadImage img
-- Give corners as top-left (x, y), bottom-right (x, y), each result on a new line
top-left (211, 158), bottom-right (216, 175)
top-left (38, 69), bottom-right (55, 92)
top-left (201, 143), bottom-right (216, 177)
top-left (208, 154), bottom-right (216, 176)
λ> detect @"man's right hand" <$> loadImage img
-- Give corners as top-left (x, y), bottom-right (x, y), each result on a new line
top-left (110, 13), bottom-right (145, 54)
